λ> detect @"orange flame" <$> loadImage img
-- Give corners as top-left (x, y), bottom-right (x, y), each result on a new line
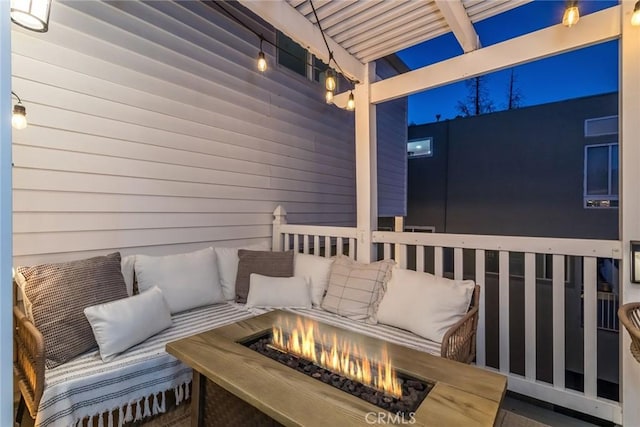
top-left (272, 317), bottom-right (402, 398)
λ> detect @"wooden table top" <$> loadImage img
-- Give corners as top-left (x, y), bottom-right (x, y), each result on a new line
top-left (166, 310), bottom-right (506, 427)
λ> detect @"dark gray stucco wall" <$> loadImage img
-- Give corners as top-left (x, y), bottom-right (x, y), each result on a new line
top-left (407, 92), bottom-right (619, 239)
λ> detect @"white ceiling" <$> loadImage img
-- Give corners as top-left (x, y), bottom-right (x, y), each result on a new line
top-left (285, 0), bottom-right (533, 63)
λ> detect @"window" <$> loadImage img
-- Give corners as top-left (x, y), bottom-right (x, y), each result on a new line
top-left (276, 31), bottom-right (336, 89)
top-left (408, 137), bottom-right (433, 158)
top-left (584, 143), bottom-right (618, 208)
top-left (276, 31), bottom-right (307, 77)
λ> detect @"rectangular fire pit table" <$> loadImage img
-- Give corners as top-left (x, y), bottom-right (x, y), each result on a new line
top-left (166, 310), bottom-right (507, 427)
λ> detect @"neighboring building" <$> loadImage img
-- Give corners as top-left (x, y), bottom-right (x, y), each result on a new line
top-left (407, 92), bottom-right (618, 240)
top-left (406, 92), bottom-right (620, 400)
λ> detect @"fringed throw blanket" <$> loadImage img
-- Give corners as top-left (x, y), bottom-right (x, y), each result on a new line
top-left (39, 302), bottom-right (442, 427)
top-left (37, 303), bottom-right (254, 427)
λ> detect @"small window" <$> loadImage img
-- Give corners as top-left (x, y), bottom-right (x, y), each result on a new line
top-left (584, 143), bottom-right (618, 208)
top-left (408, 138), bottom-right (433, 158)
top-left (277, 31), bottom-right (308, 77)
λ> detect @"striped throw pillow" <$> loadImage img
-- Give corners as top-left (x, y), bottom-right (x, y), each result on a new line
top-left (321, 256), bottom-right (395, 324)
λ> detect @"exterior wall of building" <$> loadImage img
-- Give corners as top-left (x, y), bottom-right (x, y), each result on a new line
top-left (407, 92), bottom-right (619, 239)
top-left (11, 1), bottom-right (406, 266)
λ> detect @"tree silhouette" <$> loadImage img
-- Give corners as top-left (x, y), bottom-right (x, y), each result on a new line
top-left (456, 76), bottom-right (495, 117)
top-left (506, 69), bottom-right (524, 110)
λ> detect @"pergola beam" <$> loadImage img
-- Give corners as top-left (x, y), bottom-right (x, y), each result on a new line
top-left (434, 0), bottom-right (479, 53)
top-left (238, 0), bottom-right (365, 83)
top-left (371, 5), bottom-right (621, 104)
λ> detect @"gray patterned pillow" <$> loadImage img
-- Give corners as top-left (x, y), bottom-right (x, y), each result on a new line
top-left (321, 256), bottom-right (395, 324)
top-left (17, 252), bottom-right (129, 368)
top-left (235, 250), bottom-right (294, 303)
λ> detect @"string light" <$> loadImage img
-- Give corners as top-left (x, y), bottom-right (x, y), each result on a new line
top-left (309, 0), bottom-right (358, 111)
top-left (11, 91), bottom-right (27, 130)
top-left (213, 0), bottom-right (357, 109)
top-left (325, 90), bottom-right (334, 104)
top-left (325, 68), bottom-right (336, 91)
top-left (562, 0), bottom-right (579, 27)
top-left (346, 91), bottom-right (355, 111)
top-left (632, 0), bottom-right (640, 26)
top-left (257, 38), bottom-right (267, 72)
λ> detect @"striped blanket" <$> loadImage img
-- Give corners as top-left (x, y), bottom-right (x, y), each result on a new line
top-left (38, 303), bottom-right (441, 427)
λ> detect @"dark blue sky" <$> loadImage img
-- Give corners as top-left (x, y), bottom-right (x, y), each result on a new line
top-left (396, 0), bottom-right (619, 125)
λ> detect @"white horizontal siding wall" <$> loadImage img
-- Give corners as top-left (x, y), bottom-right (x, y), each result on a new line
top-left (11, 0), bottom-right (357, 265)
top-left (376, 60), bottom-right (407, 217)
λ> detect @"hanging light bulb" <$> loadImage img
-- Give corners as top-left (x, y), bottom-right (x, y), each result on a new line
top-left (10, 0), bottom-right (51, 32)
top-left (562, 0), bottom-right (579, 27)
top-left (11, 92), bottom-right (27, 130)
top-left (325, 68), bottom-right (336, 92)
top-left (12, 104), bottom-right (27, 130)
top-left (346, 91), bottom-right (355, 111)
top-left (257, 51), bottom-right (267, 72)
top-left (632, 0), bottom-right (640, 26)
top-left (325, 90), bottom-right (334, 104)
top-left (257, 37), bottom-right (267, 72)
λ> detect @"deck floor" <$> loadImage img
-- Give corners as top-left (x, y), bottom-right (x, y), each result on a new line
top-left (13, 381), bottom-right (612, 427)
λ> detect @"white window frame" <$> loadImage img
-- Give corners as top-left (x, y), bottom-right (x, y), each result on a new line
top-left (583, 142), bottom-right (618, 209)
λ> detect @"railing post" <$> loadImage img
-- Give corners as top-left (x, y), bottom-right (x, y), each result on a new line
top-left (272, 205), bottom-right (287, 252)
top-left (394, 216), bottom-right (406, 268)
top-left (621, 2), bottom-right (640, 424)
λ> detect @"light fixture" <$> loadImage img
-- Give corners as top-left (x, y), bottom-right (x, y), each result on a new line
top-left (11, 91), bottom-right (27, 130)
top-left (632, 241), bottom-right (640, 283)
top-left (10, 0), bottom-right (52, 33)
top-left (562, 0), bottom-right (579, 27)
top-left (632, 0), bottom-right (640, 26)
top-left (346, 91), bottom-right (355, 111)
top-left (325, 90), bottom-right (334, 104)
top-left (257, 37), bottom-right (267, 72)
top-left (325, 68), bottom-right (336, 92)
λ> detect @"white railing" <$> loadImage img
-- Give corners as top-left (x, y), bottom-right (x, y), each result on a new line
top-left (272, 207), bottom-right (623, 423)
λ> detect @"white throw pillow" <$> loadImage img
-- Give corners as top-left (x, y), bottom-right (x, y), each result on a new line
top-left (120, 254), bottom-right (136, 296)
top-left (215, 242), bottom-right (270, 301)
top-left (245, 274), bottom-right (311, 309)
top-left (294, 253), bottom-right (334, 306)
top-left (135, 247), bottom-right (224, 313)
top-left (376, 268), bottom-right (475, 343)
top-left (84, 286), bottom-right (172, 362)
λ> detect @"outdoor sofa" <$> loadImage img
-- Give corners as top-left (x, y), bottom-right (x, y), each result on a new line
top-left (13, 246), bottom-right (479, 427)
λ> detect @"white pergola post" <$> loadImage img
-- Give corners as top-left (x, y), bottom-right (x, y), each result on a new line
top-left (620, 1), bottom-right (640, 424)
top-left (355, 62), bottom-right (377, 263)
top-left (0, 1), bottom-right (13, 426)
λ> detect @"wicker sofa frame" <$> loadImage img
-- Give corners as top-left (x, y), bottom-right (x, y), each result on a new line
top-left (618, 301), bottom-right (640, 363)
top-left (13, 284), bottom-right (481, 425)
